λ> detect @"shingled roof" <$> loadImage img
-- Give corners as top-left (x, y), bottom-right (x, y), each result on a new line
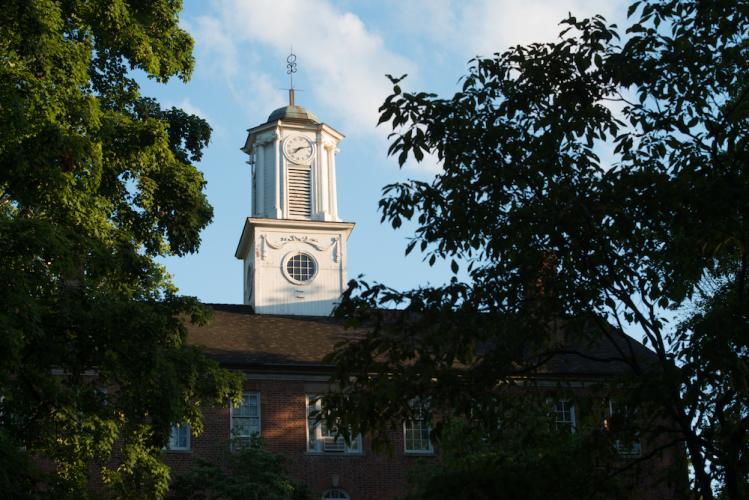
top-left (186, 304), bottom-right (363, 369)
top-left (186, 303), bottom-right (658, 376)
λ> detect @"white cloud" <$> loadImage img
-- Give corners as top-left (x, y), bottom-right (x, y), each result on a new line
top-left (381, 0), bottom-right (624, 58)
top-left (186, 15), bottom-right (239, 80)
top-left (164, 97), bottom-right (231, 142)
top-left (460, 0), bottom-right (622, 57)
top-left (172, 98), bottom-right (209, 121)
top-left (188, 0), bottom-right (413, 137)
top-left (185, 0), bottom-right (627, 171)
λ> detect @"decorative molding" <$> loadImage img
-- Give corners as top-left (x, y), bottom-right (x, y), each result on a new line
top-left (264, 234), bottom-right (335, 252)
top-left (331, 236), bottom-right (340, 263)
top-left (257, 234), bottom-right (267, 260)
top-left (255, 131), bottom-right (279, 147)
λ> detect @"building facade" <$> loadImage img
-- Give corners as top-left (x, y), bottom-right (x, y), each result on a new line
top-left (168, 95), bottom-right (432, 499)
top-left (164, 95), bottom-right (683, 500)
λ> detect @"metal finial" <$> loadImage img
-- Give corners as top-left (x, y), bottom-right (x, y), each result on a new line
top-left (286, 50), bottom-right (297, 89)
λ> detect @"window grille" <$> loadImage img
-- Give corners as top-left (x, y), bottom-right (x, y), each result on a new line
top-left (231, 392), bottom-right (261, 450)
top-left (554, 400), bottom-right (576, 432)
top-left (307, 395), bottom-right (361, 453)
top-left (286, 252), bottom-right (316, 283)
top-left (404, 400), bottom-right (433, 453)
top-left (322, 489), bottom-right (350, 500)
top-left (168, 424), bottom-right (190, 451)
top-left (607, 400), bottom-right (642, 457)
top-left (288, 166), bottom-right (311, 217)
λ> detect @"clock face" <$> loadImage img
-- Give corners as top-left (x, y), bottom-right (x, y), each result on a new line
top-left (283, 135), bottom-right (314, 164)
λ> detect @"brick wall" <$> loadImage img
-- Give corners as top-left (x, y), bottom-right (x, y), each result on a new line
top-left (164, 377), bottom-right (432, 500)
top-left (164, 377), bottom-right (687, 500)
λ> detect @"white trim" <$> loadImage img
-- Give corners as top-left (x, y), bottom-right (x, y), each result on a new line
top-left (403, 420), bottom-right (434, 455)
top-left (255, 142), bottom-right (265, 216)
top-left (321, 489), bottom-right (350, 500)
top-left (230, 391), bottom-right (261, 450)
top-left (553, 400), bottom-right (577, 433)
top-left (234, 217), bottom-right (354, 260)
top-left (281, 251), bottom-right (318, 285)
top-left (403, 403), bottom-right (433, 455)
top-left (306, 395), bottom-right (362, 455)
top-left (167, 423), bottom-right (191, 451)
top-left (607, 400), bottom-right (642, 457)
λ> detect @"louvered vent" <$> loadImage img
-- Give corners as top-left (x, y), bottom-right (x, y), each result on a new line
top-left (288, 167), bottom-right (311, 218)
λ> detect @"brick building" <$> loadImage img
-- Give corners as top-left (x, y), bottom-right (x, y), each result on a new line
top-left (167, 307), bottom-right (429, 499)
top-left (163, 92), bottom-right (682, 499)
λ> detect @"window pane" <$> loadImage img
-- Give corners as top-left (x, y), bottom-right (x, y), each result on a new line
top-left (232, 392), bottom-right (261, 442)
top-left (404, 419), bottom-right (431, 452)
top-left (287, 253), bottom-right (316, 282)
top-left (322, 489), bottom-right (349, 499)
top-left (307, 395), bottom-right (361, 453)
top-left (554, 400), bottom-right (575, 432)
top-left (168, 424), bottom-right (190, 450)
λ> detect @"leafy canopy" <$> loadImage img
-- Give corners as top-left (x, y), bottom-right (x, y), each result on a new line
top-left (0, 0), bottom-right (240, 496)
top-left (325, 1), bottom-right (748, 499)
top-left (171, 436), bottom-right (311, 500)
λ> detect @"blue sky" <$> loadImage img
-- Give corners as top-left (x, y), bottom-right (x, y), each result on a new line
top-left (143, 0), bottom-right (628, 304)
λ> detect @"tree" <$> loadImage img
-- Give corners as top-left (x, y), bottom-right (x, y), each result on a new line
top-left (0, 0), bottom-right (240, 496)
top-left (404, 416), bottom-right (627, 500)
top-left (324, 1), bottom-right (749, 498)
top-left (171, 436), bottom-right (311, 500)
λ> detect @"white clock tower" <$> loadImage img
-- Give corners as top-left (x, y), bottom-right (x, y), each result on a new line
top-left (234, 89), bottom-right (354, 316)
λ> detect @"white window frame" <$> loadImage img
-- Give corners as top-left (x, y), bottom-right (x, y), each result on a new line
top-left (230, 391), bottom-right (261, 450)
top-left (553, 400), bottom-right (577, 433)
top-left (306, 395), bottom-right (362, 454)
top-left (282, 251), bottom-right (318, 285)
top-left (167, 423), bottom-right (191, 451)
top-left (607, 400), bottom-right (642, 457)
top-left (403, 400), bottom-right (433, 455)
top-left (322, 488), bottom-right (350, 500)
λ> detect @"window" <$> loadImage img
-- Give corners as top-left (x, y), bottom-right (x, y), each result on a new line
top-left (553, 400), bottom-right (576, 433)
top-left (285, 252), bottom-right (317, 284)
top-left (404, 401), bottom-right (433, 454)
top-left (231, 392), bottom-right (261, 449)
top-left (306, 395), bottom-right (361, 454)
top-left (168, 424), bottom-right (190, 451)
top-left (606, 400), bottom-right (642, 457)
top-left (322, 489), bottom-right (350, 500)
top-left (613, 438), bottom-right (642, 458)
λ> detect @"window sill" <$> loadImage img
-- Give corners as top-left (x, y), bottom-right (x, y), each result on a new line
top-left (305, 451), bottom-right (364, 457)
top-left (164, 449), bottom-right (192, 454)
top-left (404, 450), bottom-right (435, 456)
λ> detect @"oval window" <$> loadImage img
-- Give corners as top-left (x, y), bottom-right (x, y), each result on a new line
top-left (285, 252), bottom-right (317, 284)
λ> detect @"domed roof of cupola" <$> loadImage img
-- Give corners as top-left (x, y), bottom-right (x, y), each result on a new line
top-left (266, 104), bottom-right (320, 124)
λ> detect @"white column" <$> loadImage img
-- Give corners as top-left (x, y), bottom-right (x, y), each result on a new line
top-left (255, 143), bottom-right (265, 217)
top-left (326, 142), bottom-right (339, 220)
top-left (312, 163), bottom-right (319, 220)
top-left (249, 162), bottom-right (256, 217)
top-left (317, 134), bottom-right (330, 220)
top-left (274, 132), bottom-right (283, 218)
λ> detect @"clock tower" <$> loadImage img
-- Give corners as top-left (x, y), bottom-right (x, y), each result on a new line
top-left (234, 89), bottom-right (354, 316)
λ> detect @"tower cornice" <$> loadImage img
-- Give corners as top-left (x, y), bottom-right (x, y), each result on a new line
top-left (235, 217), bottom-right (355, 260)
top-left (242, 121), bottom-right (344, 154)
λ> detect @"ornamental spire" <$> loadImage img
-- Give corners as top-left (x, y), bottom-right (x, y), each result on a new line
top-left (287, 50), bottom-right (297, 106)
